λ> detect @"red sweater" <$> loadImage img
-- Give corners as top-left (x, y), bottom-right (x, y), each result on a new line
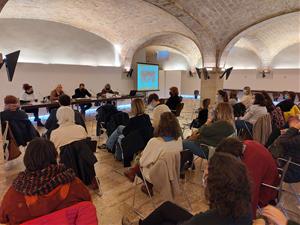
top-left (243, 140), bottom-right (279, 217)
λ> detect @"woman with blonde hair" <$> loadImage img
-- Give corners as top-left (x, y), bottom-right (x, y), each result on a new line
top-left (183, 102), bottom-right (236, 159)
top-left (105, 98), bottom-right (152, 153)
top-left (241, 86), bottom-right (253, 109)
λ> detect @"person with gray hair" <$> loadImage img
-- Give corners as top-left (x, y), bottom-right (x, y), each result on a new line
top-left (50, 106), bottom-right (87, 151)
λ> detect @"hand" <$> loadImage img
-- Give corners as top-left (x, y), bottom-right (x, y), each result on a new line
top-left (253, 219), bottom-right (266, 225)
top-left (262, 205), bottom-right (287, 225)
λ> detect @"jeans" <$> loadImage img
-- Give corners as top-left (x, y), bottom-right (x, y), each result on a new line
top-left (106, 125), bottom-right (125, 150)
top-left (182, 139), bottom-right (208, 159)
top-left (139, 201), bottom-right (192, 225)
top-left (79, 103), bottom-right (92, 114)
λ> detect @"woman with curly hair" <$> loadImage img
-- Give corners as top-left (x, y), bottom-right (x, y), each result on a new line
top-left (122, 152), bottom-right (252, 225)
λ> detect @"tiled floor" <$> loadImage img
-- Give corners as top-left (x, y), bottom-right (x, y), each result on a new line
top-left (0, 99), bottom-right (209, 225)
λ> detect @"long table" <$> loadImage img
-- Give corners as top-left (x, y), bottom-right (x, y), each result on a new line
top-left (20, 95), bottom-right (141, 110)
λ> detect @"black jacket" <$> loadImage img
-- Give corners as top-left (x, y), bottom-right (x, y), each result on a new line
top-left (60, 138), bottom-right (97, 185)
top-left (0, 110), bottom-right (39, 146)
top-left (122, 114), bottom-right (152, 137)
top-left (181, 209), bottom-right (252, 225)
top-left (106, 111), bottom-right (129, 136)
top-left (45, 108), bottom-right (86, 138)
top-left (278, 127), bottom-right (300, 182)
top-left (166, 95), bottom-right (182, 111)
top-left (276, 99), bottom-right (295, 112)
top-left (73, 88), bottom-right (91, 98)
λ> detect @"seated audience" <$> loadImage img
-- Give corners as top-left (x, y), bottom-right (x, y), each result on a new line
top-left (20, 83), bottom-right (43, 127)
top-left (236, 93), bottom-right (268, 134)
top-left (50, 106), bottom-right (88, 150)
top-left (215, 138), bottom-right (279, 217)
top-left (183, 102), bottom-right (236, 159)
top-left (45, 94), bottom-right (86, 138)
top-left (166, 86), bottom-right (182, 111)
top-left (241, 86), bottom-right (253, 109)
top-left (122, 153), bottom-right (252, 225)
top-left (124, 112), bottom-right (182, 196)
top-left (50, 84), bottom-right (64, 102)
top-left (277, 91), bottom-right (296, 112)
top-left (216, 90), bottom-right (229, 103)
top-left (229, 90), bottom-right (238, 105)
top-left (147, 93), bottom-right (170, 132)
top-left (0, 138), bottom-right (91, 225)
top-left (73, 83), bottom-right (92, 116)
top-left (277, 118), bottom-right (300, 221)
top-left (261, 205), bottom-right (299, 225)
top-left (190, 98), bottom-right (210, 128)
top-left (0, 95), bottom-right (38, 146)
top-left (105, 98), bottom-right (152, 152)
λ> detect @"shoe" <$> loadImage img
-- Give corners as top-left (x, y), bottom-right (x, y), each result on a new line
top-left (89, 177), bottom-right (100, 190)
top-left (124, 169), bottom-right (136, 183)
top-left (141, 184), bottom-right (153, 196)
top-left (121, 216), bottom-right (139, 225)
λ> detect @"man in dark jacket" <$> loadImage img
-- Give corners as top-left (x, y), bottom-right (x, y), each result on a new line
top-left (45, 94), bottom-right (86, 138)
top-left (73, 83), bottom-right (92, 115)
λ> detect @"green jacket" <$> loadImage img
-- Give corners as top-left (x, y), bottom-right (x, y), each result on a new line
top-left (198, 120), bottom-right (235, 147)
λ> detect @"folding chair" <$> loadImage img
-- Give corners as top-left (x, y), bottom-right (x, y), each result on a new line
top-left (261, 157), bottom-right (300, 219)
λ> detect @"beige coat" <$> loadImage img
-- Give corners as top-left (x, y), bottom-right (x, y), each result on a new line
top-left (148, 151), bottom-right (181, 202)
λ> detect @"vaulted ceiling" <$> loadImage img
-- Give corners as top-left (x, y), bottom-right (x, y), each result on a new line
top-left (0, 0), bottom-right (299, 69)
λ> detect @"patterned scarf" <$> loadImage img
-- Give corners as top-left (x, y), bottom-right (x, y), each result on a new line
top-left (13, 164), bottom-right (76, 196)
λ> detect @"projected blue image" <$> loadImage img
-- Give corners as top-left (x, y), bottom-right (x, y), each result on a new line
top-left (137, 64), bottom-right (159, 91)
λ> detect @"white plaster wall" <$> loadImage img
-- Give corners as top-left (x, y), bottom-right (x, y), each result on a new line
top-left (181, 71), bottom-right (201, 95)
top-left (0, 63), bottom-right (134, 106)
top-left (224, 69), bottom-right (300, 92)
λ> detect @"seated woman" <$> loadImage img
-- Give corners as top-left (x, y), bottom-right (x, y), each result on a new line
top-left (190, 98), bottom-right (210, 129)
top-left (0, 138), bottom-right (91, 225)
top-left (215, 138), bottom-right (279, 218)
top-left (216, 90), bottom-right (229, 103)
top-left (1, 95), bottom-right (38, 147)
top-left (241, 86), bottom-right (253, 110)
top-left (105, 98), bottom-right (152, 152)
top-left (183, 102), bottom-right (236, 159)
top-left (122, 152), bottom-right (252, 225)
top-left (236, 93), bottom-right (268, 135)
top-left (276, 91), bottom-right (296, 113)
top-left (166, 86), bottom-right (182, 111)
top-left (124, 112), bottom-right (182, 195)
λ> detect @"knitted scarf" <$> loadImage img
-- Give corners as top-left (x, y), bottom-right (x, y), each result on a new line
top-left (13, 164), bottom-right (76, 196)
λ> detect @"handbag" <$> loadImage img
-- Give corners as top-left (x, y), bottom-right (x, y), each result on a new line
top-left (2, 121), bottom-right (21, 161)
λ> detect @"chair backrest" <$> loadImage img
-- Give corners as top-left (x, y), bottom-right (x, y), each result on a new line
top-left (175, 103), bottom-right (184, 117)
top-left (253, 114), bottom-right (272, 145)
top-left (21, 201), bottom-right (98, 225)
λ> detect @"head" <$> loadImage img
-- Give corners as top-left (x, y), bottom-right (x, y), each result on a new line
top-left (79, 83), bottom-right (85, 90)
top-left (229, 90), bottom-right (238, 100)
top-left (261, 91), bottom-right (274, 112)
top-left (24, 138), bottom-right (58, 172)
top-left (215, 102), bottom-right (234, 126)
top-left (147, 93), bottom-right (160, 106)
top-left (58, 94), bottom-right (71, 106)
top-left (205, 152), bottom-right (251, 219)
top-left (169, 87), bottom-right (179, 97)
top-left (156, 112), bottom-right (181, 140)
top-left (202, 98), bottom-right (211, 109)
top-left (56, 84), bottom-right (63, 93)
top-left (243, 86), bottom-right (251, 96)
top-left (215, 137), bottom-right (244, 158)
top-left (288, 91), bottom-right (296, 102)
top-left (131, 98), bottom-right (145, 116)
top-left (105, 83), bottom-right (111, 91)
top-left (253, 93), bottom-right (266, 107)
top-left (23, 83), bottom-right (33, 94)
top-left (217, 90), bottom-right (228, 103)
top-left (4, 95), bottom-right (19, 111)
top-left (56, 106), bottom-right (75, 125)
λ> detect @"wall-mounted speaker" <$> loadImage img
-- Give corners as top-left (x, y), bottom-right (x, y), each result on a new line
top-left (127, 68), bottom-right (133, 77)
